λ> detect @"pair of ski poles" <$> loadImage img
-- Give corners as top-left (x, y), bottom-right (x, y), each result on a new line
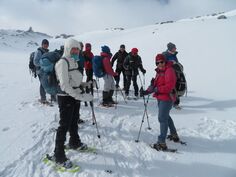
top-left (135, 73), bottom-right (152, 143)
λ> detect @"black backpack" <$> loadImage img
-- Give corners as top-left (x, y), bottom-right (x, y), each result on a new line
top-left (29, 52), bottom-right (37, 78)
top-left (172, 62), bottom-right (187, 97)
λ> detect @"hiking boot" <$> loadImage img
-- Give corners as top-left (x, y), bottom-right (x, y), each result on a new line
top-left (39, 99), bottom-right (50, 105)
top-left (69, 142), bottom-right (88, 150)
top-left (115, 84), bottom-right (120, 89)
top-left (167, 133), bottom-right (180, 142)
top-left (51, 154), bottom-right (72, 169)
top-left (153, 143), bottom-right (168, 151)
top-left (78, 119), bottom-right (85, 124)
top-left (77, 142), bottom-right (88, 150)
top-left (102, 102), bottom-right (114, 107)
top-left (58, 159), bottom-right (73, 169)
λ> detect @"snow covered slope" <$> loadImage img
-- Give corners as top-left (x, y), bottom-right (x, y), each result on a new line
top-left (0, 28), bottom-right (51, 51)
top-left (0, 10), bottom-right (236, 177)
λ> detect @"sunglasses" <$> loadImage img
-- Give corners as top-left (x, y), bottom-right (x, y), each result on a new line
top-left (156, 61), bottom-right (165, 65)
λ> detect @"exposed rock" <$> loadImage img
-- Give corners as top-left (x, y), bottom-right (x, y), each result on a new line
top-left (217, 15), bottom-right (227, 20)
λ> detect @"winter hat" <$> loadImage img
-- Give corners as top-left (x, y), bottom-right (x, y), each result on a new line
top-left (101, 45), bottom-right (111, 54)
top-left (120, 44), bottom-right (125, 49)
top-left (85, 43), bottom-right (91, 51)
top-left (42, 39), bottom-right (49, 45)
top-left (131, 48), bottom-right (138, 54)
top-left (167, 42), bottom-right (176, 51)
top-left (155, 54), bottom-right (166, 62)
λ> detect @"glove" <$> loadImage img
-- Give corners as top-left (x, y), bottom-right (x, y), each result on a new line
top-left (142, 69), bottom-right (146, 74)
top-left (140, 87), bottom-right (149, 97)
top-left (76, 93), bottom-right (93, 102)
top-left (150, 78), bottom-right (155, 86)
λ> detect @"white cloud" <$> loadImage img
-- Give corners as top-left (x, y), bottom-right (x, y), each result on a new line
top-left (0, 0), bottom-right (235, 35)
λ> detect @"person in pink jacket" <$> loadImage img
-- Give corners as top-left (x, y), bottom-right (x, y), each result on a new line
top-left (101, 45), bottom-right (118, 106)
top-left (141, 54), bottom-right (180, 151)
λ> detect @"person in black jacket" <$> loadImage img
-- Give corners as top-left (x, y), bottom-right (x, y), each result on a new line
top-left (111, 44), bottom-right (128, 89)
top-left (123, 48), bottom-right (146, 98)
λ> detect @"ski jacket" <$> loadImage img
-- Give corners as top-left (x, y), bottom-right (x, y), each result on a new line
top-left (153, 62), bottom-right (177, 101)
top-left (101, 52), bottom-right (117, 76)
top-left (55, 39), bottom-right (87, 100)
top-left (33, 47), bottom-right (49, 73)
top-left (123, 53), bottom-right (145, 76)
top-left (111, 50), bottom-right (128, 70)
top-left (83, 50), bottom-right (94, 70)
top-left (162, 50), bottom-right (179, 63)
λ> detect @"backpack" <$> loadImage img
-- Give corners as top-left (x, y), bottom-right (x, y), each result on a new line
top-left (39, 51), bottom-right (63, 95)
top-left (172, 62), bottom-right (187, 97)
top-left (29, 52), bottom-right (37, 78)
top-left (92, 55), bottom-right (105, 78)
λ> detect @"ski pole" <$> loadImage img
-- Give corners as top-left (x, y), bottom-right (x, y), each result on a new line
top-left (138, 74), bottom-right (151, 129)
top-left (90, 101), bottom-right (101, 138)
top-left (118, 87), bottom-right (127, 104)
top-left (135, 107), bottom-right (146, 142)
top-left (115, 87), bottom-right (118, 109)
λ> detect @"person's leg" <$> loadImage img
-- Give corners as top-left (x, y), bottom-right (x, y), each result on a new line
top-left (69, 100), bottom-right (82, 148)
top-left (102, 75), bottom-right (110, 105)
top-left (132, 75), bottom-right (139, 96)
top-left (125, 75), bottom-right (131, 96)
top-left (157, 100), bottom-right (173, 144)
top-left (122, 69), bottom-right (127, 89)
top-left (38, 75), bottom-right (46, 102)
top-left (54, 96), bottom-right (75, 162)
top-left (114, 68), bottom-right (121, 87)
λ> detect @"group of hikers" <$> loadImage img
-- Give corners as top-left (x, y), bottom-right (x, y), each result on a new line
top-left (29, 38), bottom-right (186, 169)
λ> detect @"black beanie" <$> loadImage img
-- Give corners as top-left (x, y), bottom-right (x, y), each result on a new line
top-left (167, 42), bottom-right (176, 51)
top-left (42, 39), bottom-right (49, 45)
top-left (120, 44), bottom-right (125, 49)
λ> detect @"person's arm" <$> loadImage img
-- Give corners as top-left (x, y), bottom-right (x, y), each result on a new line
top-left (33, 50), bottom-right (42, 67)
top-left (111, 52), bottom-right (118, 66)
top-left (138, 56), bottom-right (146, 74)
top-left (103, 57), bottom-right (117, 76)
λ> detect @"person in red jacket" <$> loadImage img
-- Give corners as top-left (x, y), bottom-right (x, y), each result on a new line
top-left (141, 54), bottom-right (180, 151)
top-left (101, 45), bottom-right (118, 106)
top-left (83, 43), bottom-right (94, 84)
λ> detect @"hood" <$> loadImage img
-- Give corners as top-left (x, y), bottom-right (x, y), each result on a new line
top-left (63, 38), bottom-right (81, 58)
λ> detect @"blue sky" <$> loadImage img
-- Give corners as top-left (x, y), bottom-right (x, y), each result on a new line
top-left (0, 0), bottom-right (235, 35)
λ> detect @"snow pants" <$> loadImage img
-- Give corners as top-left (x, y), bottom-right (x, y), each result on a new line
top-left (54, 95), bottom-right (81, 162)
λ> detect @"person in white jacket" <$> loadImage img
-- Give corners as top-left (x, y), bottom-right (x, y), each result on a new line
top-left (53, 38), bottom-right (93, 168)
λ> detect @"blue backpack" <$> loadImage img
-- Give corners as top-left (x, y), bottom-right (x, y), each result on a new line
top-left (39, 50), bottom-right (63, 95)
top-left (92, 55), bottom-right (105, 78)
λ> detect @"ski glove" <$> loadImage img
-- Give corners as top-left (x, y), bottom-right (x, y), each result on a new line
top-left (141, 69), bottom-right (146, 74)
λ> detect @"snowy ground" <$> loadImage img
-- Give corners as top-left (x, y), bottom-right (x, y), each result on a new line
top-left (0, 10), bottom-right (236, 177)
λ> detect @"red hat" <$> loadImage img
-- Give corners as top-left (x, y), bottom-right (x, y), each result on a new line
top-left (131, 48), bottom-right (138, 54)
top-left (155, 54), bottom-right (166, 62)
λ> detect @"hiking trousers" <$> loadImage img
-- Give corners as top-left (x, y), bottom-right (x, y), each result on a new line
top-left (54, 95), bottom-right (81, 162)
top-left (103, 74), bottom-right (115, 92)
top-left (157, 100), bottom-right (177, 143)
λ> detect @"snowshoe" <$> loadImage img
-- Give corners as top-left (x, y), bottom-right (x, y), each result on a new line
top-left (167, 134), bottom-right (187, 145)
top-left (150, 143), bottom-right (177, 153)
top-left (43, 154), bottom-right (80, 173)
